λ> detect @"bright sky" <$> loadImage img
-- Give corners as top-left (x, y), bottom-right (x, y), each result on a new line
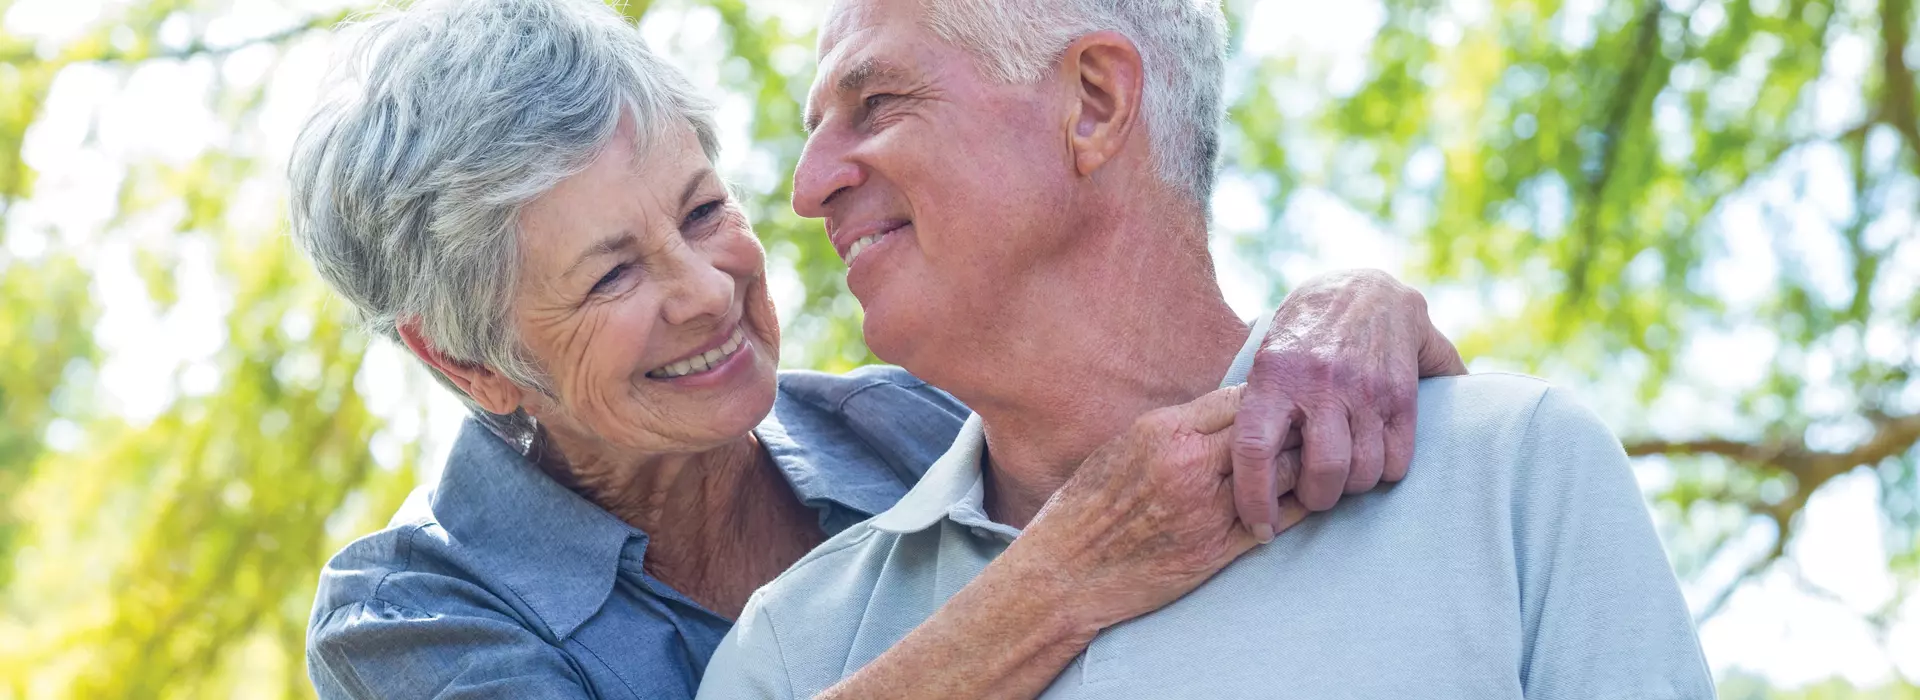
top-left (5, 0), bottom-right (1918, 690)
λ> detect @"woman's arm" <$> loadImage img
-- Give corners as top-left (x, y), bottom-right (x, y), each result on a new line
top-left (310, 598), bottom-right (592, 700)
top-left (814, 270), bottom-right (1464, 700)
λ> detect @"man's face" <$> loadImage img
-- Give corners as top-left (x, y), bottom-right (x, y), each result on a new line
top-left (794, 0), bottom-right (1075, 369)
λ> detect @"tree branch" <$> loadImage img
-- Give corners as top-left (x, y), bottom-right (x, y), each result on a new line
top-left (1567, 0), bottom-right (1666, 302)
top-left (1879, 0), bottom-right (1920, 164)
top-left (1695, 524), bottom-right (1789, 623)
top-left (1625, 412), bottom-right (1920, 486)
top-left (0, 11), bottom-right (347, 68)
top-left (1628, 412), bottom-right (1920, 623)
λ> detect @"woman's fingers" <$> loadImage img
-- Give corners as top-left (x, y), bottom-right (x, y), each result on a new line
top-left (1345, 414), bottom-right (1386, 494)
top-left (1297, 406), bottom-right (1353, 511)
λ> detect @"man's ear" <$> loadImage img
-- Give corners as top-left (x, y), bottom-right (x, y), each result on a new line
top-left (1060, 30), bottom-right (1145, 179)
top-left (397, 318), bottom-right (525, 415)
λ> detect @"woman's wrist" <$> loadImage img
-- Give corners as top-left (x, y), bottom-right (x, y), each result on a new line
top-left (988, 529), bottom-right (1108, 648)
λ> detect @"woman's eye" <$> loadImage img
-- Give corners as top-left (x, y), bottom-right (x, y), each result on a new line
top-left (684, 201), bottom-right (721, 227)
top-left (590, 263), bottom-right (628, 295)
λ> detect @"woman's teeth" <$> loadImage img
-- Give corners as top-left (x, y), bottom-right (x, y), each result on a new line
top-left (845, 232), bottom-right (886, 266)
top-left (648, 326), bottom-right (748, 379)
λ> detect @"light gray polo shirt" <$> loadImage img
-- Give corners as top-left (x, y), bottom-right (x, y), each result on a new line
top-left (699, 321), bottom-right (1715, 699)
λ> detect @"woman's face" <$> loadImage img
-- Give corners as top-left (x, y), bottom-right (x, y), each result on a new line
top-left (509, 118), bottom-right (781, 457)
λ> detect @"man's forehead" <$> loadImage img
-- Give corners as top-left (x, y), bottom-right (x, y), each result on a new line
top-left (806, 0), bottom-right (924, 130)
top-left (817, 0), bottom-right (887, 58)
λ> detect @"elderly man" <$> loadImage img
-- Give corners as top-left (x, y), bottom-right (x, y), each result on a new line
top-left (698, 0), bottom-right (1717, 697)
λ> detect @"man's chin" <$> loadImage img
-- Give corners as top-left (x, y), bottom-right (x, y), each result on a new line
top-left (859, 304), bottom-right (919, 369)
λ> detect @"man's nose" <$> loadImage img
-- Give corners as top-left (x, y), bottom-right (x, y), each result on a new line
top-left (791, 130), bottom-right (863, 220)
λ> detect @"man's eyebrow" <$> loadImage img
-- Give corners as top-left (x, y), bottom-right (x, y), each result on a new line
top-left (804, 57), bottom-right (908, 134)
top-left (838, 57), bottom-right (906, 93)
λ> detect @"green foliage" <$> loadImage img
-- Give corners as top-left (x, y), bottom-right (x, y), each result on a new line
top-left (1719, 672), bottom-right (1920, 699)
top-left (0, 0), bottom-right (1913, 697)
top-left (1221, 0), bottom-right (1920, 620)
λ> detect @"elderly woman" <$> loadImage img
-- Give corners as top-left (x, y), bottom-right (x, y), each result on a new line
top-left (291, 0), bottom-right (1463, 698)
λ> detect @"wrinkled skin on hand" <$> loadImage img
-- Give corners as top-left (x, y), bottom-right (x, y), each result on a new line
top-left (1014, 386), bottom-right (1309, 632)
top-left (1233, 269), bottom-right (1467, 535)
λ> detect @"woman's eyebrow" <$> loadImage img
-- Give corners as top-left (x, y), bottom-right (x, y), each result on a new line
top-left (564, 165), bottom-right (716, 278)
top-left (565, 232), bottom-right (637, 279)
top-left (679, 166), bottom-right (716, 208)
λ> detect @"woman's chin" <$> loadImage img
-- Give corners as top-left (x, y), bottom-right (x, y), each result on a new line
top-left (644, 341), bottom-right (779, 437)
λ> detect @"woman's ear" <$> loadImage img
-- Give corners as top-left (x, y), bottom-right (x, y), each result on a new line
top-left (397, 318), bottom-right (525, 415)
top-left (1059, 30), bottom-right (1145, 178)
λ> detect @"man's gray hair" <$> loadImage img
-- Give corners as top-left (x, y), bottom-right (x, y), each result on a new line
top-left (288, 0), bottom-right (718, 444)
top-left (922, 0), bottom-right (1227, 203)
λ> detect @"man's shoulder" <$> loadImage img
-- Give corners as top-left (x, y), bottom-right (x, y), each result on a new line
top-left (709, 520), bottom-right (932, 697)
top-left (1413, 371), bottom-right (1551, 414)
top-left (1413, 370), bottom-right (1605, 437)
top-left (1412, 372), bottom-right (1607, 440)
top-left (749, 518), bottom-right (906, 619)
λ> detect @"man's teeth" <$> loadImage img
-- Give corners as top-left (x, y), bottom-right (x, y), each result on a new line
top-left (845, 233), bottom-right (886, 266)
top-left (648, 326), bottom-right (748, 379)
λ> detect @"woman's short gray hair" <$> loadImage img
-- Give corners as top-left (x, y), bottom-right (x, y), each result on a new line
top-left (921, 0), bottom-right (1227, 204)
top-left (288, 0), bottom-right (718, 443)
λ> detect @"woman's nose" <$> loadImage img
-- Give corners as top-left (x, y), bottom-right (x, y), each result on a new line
top-left (659, 242), bottom-right (737, 327)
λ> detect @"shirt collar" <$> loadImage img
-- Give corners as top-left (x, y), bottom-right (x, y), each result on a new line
top-left (754, 387), bottom-right (917, 523)
top-left (870, 415), bottom-right (989, 534)
top-left (428, 376), bottom-right (927, 638)
top-left (867, 314), bottom-right (1273, 536)
top-left (429, 418), bottom-right (639, 641)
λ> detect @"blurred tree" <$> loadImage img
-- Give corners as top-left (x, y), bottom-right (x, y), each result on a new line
top-left (1220, 0), bottom-right (1919, 646)
top-left (0, 0), bottom-right (1913, 698)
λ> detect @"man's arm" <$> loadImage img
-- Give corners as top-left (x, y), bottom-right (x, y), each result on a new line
top-left (1513, 387), bottom-right (1715, 698)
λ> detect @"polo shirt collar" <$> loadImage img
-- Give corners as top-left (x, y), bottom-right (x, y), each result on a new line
top-left (867, 314), bottom-right (1273, 537)
top-left (870, 415), bottom-right (989, 534)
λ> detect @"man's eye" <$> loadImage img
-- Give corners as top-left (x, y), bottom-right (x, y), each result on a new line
top-left (864, 93), bottom-right (899, 111)
top-left (591, 263), bottom-right (628, 295)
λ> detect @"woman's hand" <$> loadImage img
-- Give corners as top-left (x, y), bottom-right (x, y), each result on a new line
top-left (1010, 386), bottom-right (1308, 635)
top-left (817, 387), bottom-right (1309, 700)
top-left (1233, 268), bottom-right (1466, 537)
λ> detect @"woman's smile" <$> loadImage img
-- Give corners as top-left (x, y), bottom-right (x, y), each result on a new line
top-left (644, 322), bottom-right (756, 386)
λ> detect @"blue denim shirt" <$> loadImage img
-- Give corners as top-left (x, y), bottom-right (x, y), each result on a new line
top-left (306, 366), bottom-right (969, 700)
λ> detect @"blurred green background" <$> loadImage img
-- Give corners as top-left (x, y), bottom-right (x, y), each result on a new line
top-left (1, 0), bottom-right (1917, 696)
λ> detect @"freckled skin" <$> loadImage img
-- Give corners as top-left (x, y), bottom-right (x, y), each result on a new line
top-left (510, 119), bottom-right (782, 459)
top-left (796, 0), bottom-right (1079, 374)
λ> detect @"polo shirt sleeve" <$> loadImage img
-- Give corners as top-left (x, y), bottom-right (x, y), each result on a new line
top-left (308, 597), bottom-right (593, 700)
top-left (696, 593), bottom-right (795, 700)
top-left (1511, 387), bottom-right (1716, 699)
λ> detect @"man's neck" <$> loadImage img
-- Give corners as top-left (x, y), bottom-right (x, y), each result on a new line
top-left (934, 211), bottom-right (1250, 529)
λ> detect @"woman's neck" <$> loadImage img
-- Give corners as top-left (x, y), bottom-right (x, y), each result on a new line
top-left (535, 431), bottom-right (824, 619)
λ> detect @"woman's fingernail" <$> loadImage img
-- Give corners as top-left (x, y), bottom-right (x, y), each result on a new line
top-left (1253, 524), bottom-right (1275, 543)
